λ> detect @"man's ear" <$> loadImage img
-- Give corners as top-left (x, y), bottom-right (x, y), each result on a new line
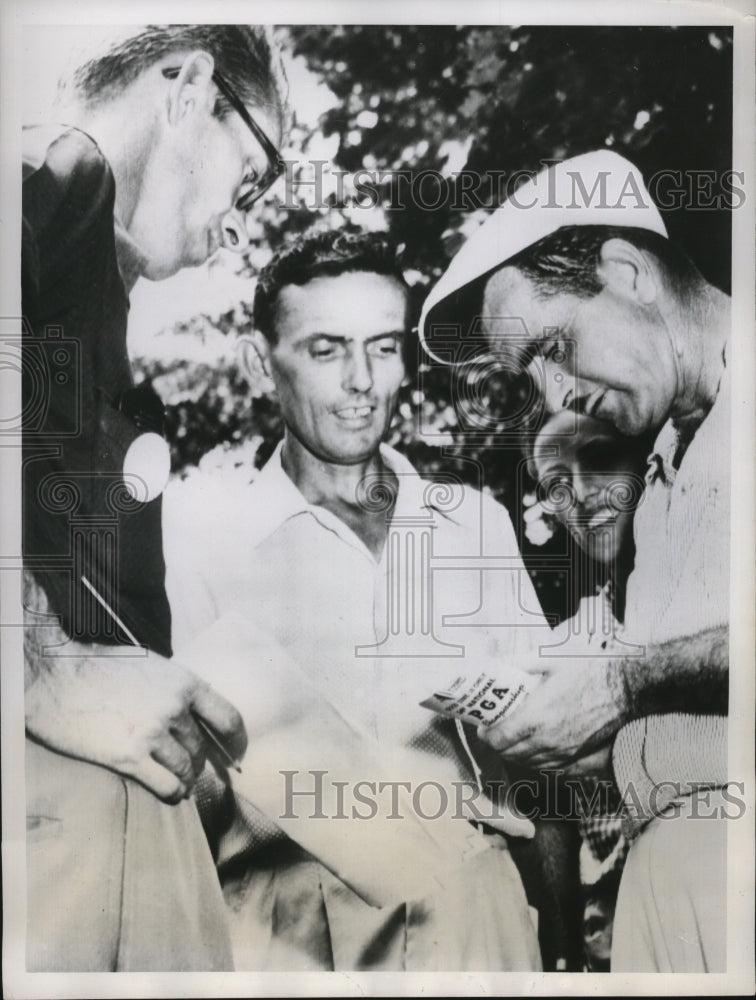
top-left (165, 51), bottom-right (216, 127)
top-left (595, 238), bottom-right (658, 306)
top-left (237, 333), bottom-right (276, 398)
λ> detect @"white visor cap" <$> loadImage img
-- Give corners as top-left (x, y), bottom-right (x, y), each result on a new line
top-left (418, 149), bottom-right (668, 364)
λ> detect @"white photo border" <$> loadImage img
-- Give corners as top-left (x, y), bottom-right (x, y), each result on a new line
top-left (2, 2), bottom-right (753, 996)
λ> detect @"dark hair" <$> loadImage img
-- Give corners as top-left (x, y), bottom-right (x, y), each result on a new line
top-left (253, 228), bottom-right (409, 343)
top-left (508, 224), bottom-right (703, 300)
top-left (63, 25), bottom-right (287, 126)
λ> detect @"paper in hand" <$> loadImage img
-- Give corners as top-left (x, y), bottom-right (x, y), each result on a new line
top-left (176, 609), bottom-right (496, 908)
top-left (420, 667), bottom-right (537, 727)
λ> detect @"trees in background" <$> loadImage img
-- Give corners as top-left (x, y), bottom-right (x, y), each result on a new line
top-left (134, 25), bottom-right (733, 620)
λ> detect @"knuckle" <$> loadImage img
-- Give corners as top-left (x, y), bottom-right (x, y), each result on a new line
top-left (165, 784), bottom-right (186, 805)
top-left (490, 728), bottom-right (509, 750)
top-left (177, 757), bottom-right (194, 782)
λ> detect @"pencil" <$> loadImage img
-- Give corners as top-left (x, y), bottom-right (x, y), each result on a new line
top-left (81, 574), bottom-right (243, 773)
top-left (192, 713), bottom-right (243, 773)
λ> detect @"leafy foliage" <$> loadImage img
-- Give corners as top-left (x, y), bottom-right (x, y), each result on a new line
top-left (133, 25), bottom-right (732, 622)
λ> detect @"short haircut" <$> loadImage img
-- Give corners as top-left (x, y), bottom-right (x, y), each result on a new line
top-left (253, 228), bottom-right (409, 343)
top-left (508, 224), bottom-right (703, 300)
top-left (60, 25), bottom-right (287, 127)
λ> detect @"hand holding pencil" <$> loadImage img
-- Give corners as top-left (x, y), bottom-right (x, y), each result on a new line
top-left (24, 576), bottom-right (247, 803)
top-left (82, 575), bottom-right (244, 775)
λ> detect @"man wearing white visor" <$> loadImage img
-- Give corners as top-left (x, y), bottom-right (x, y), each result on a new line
top-left (419, 150), bottom-right (731, 972)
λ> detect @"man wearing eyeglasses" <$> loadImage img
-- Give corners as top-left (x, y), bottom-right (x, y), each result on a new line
top-left (22, 25), bottom-right (287, 970)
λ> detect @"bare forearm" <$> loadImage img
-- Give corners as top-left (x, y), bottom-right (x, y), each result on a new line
top-left (614, 625), bottom-right (728, 721)
top-left (479, 626), bottom-right (729, 770)
top-left (23, 571), bottom-right (246, 800)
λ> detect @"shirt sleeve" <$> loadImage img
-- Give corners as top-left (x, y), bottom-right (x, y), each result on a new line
top-left (163, 475), bottom-right (261, 653)
top-left (162, 479), bottom-right (219, 651)
top-left (22, 125), bottom-right (173, 656)
top-left (23, 126), bottom-right (116, 315)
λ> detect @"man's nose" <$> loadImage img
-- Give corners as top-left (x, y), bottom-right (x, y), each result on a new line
top-left (572, 470), bottom-right (602, 508)
top-left (528, 358), bottom-right (577, 415)
top-left (566, 470), bottom-right (585, 506)
top-left (220, 208), bottom-right (250, 253)
top-left (343, 347), bottom-right (373, 393)
top-left (573, 473), bottom-right (610, 520)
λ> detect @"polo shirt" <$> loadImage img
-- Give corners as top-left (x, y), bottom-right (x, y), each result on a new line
top-left (166, 441), bottom-right (549, 754)
top-left (612, 350), bottom-right (729, 830)
top-left (163, 442), bottom-right (548, 969)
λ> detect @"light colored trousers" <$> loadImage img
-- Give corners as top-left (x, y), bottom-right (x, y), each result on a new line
top-left (26, 738), bottom-right (233, 971)
top-left (612, 788), bottom-right (728, 972)
top-left (220, 834), bottom-right (542, 971)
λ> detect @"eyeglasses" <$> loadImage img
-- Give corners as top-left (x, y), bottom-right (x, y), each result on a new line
top-left (163, 66), bottom-right (285, 211)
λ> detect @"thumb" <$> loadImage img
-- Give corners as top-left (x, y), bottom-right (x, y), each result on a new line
top-left (517, 656), bottom-right (552, 677)
top-left (480, 810), bottom-right (536, 840)
top-left (460, 799), bottom-right (535, 839)
top-left (128, 756), bottom-right (190, 804)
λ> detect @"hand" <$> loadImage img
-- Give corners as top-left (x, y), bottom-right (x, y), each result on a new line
top-left (460, 797), bottom-right (535, 839)
top-left (477, 655), bottom-right (629, 771)
top-left (25, 632), bottom-right (247, 803)
top-left (561, 744), bottom-right (614, 781)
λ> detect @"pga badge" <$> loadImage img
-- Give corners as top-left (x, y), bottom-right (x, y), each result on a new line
top-left (420, 668), bottom-right (538, 727)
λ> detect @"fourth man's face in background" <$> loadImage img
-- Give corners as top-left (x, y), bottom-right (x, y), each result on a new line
top-left (532, 410), bottom-right (643, 565)
top-left (267, 271), bottom-right (408, 465)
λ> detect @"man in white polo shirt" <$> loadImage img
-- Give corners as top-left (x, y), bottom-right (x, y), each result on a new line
top-left (418, 150), bottom-right (731, 972)
top-left (163, 228), bottom-right (547, 971)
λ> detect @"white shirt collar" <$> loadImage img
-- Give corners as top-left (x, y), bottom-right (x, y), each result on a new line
top-left (644, 340), bottom-right (729, 488)
top-left (644, 421), bottom-right (679, 487)
top-left (248, 440), bottom-right (463, 561)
